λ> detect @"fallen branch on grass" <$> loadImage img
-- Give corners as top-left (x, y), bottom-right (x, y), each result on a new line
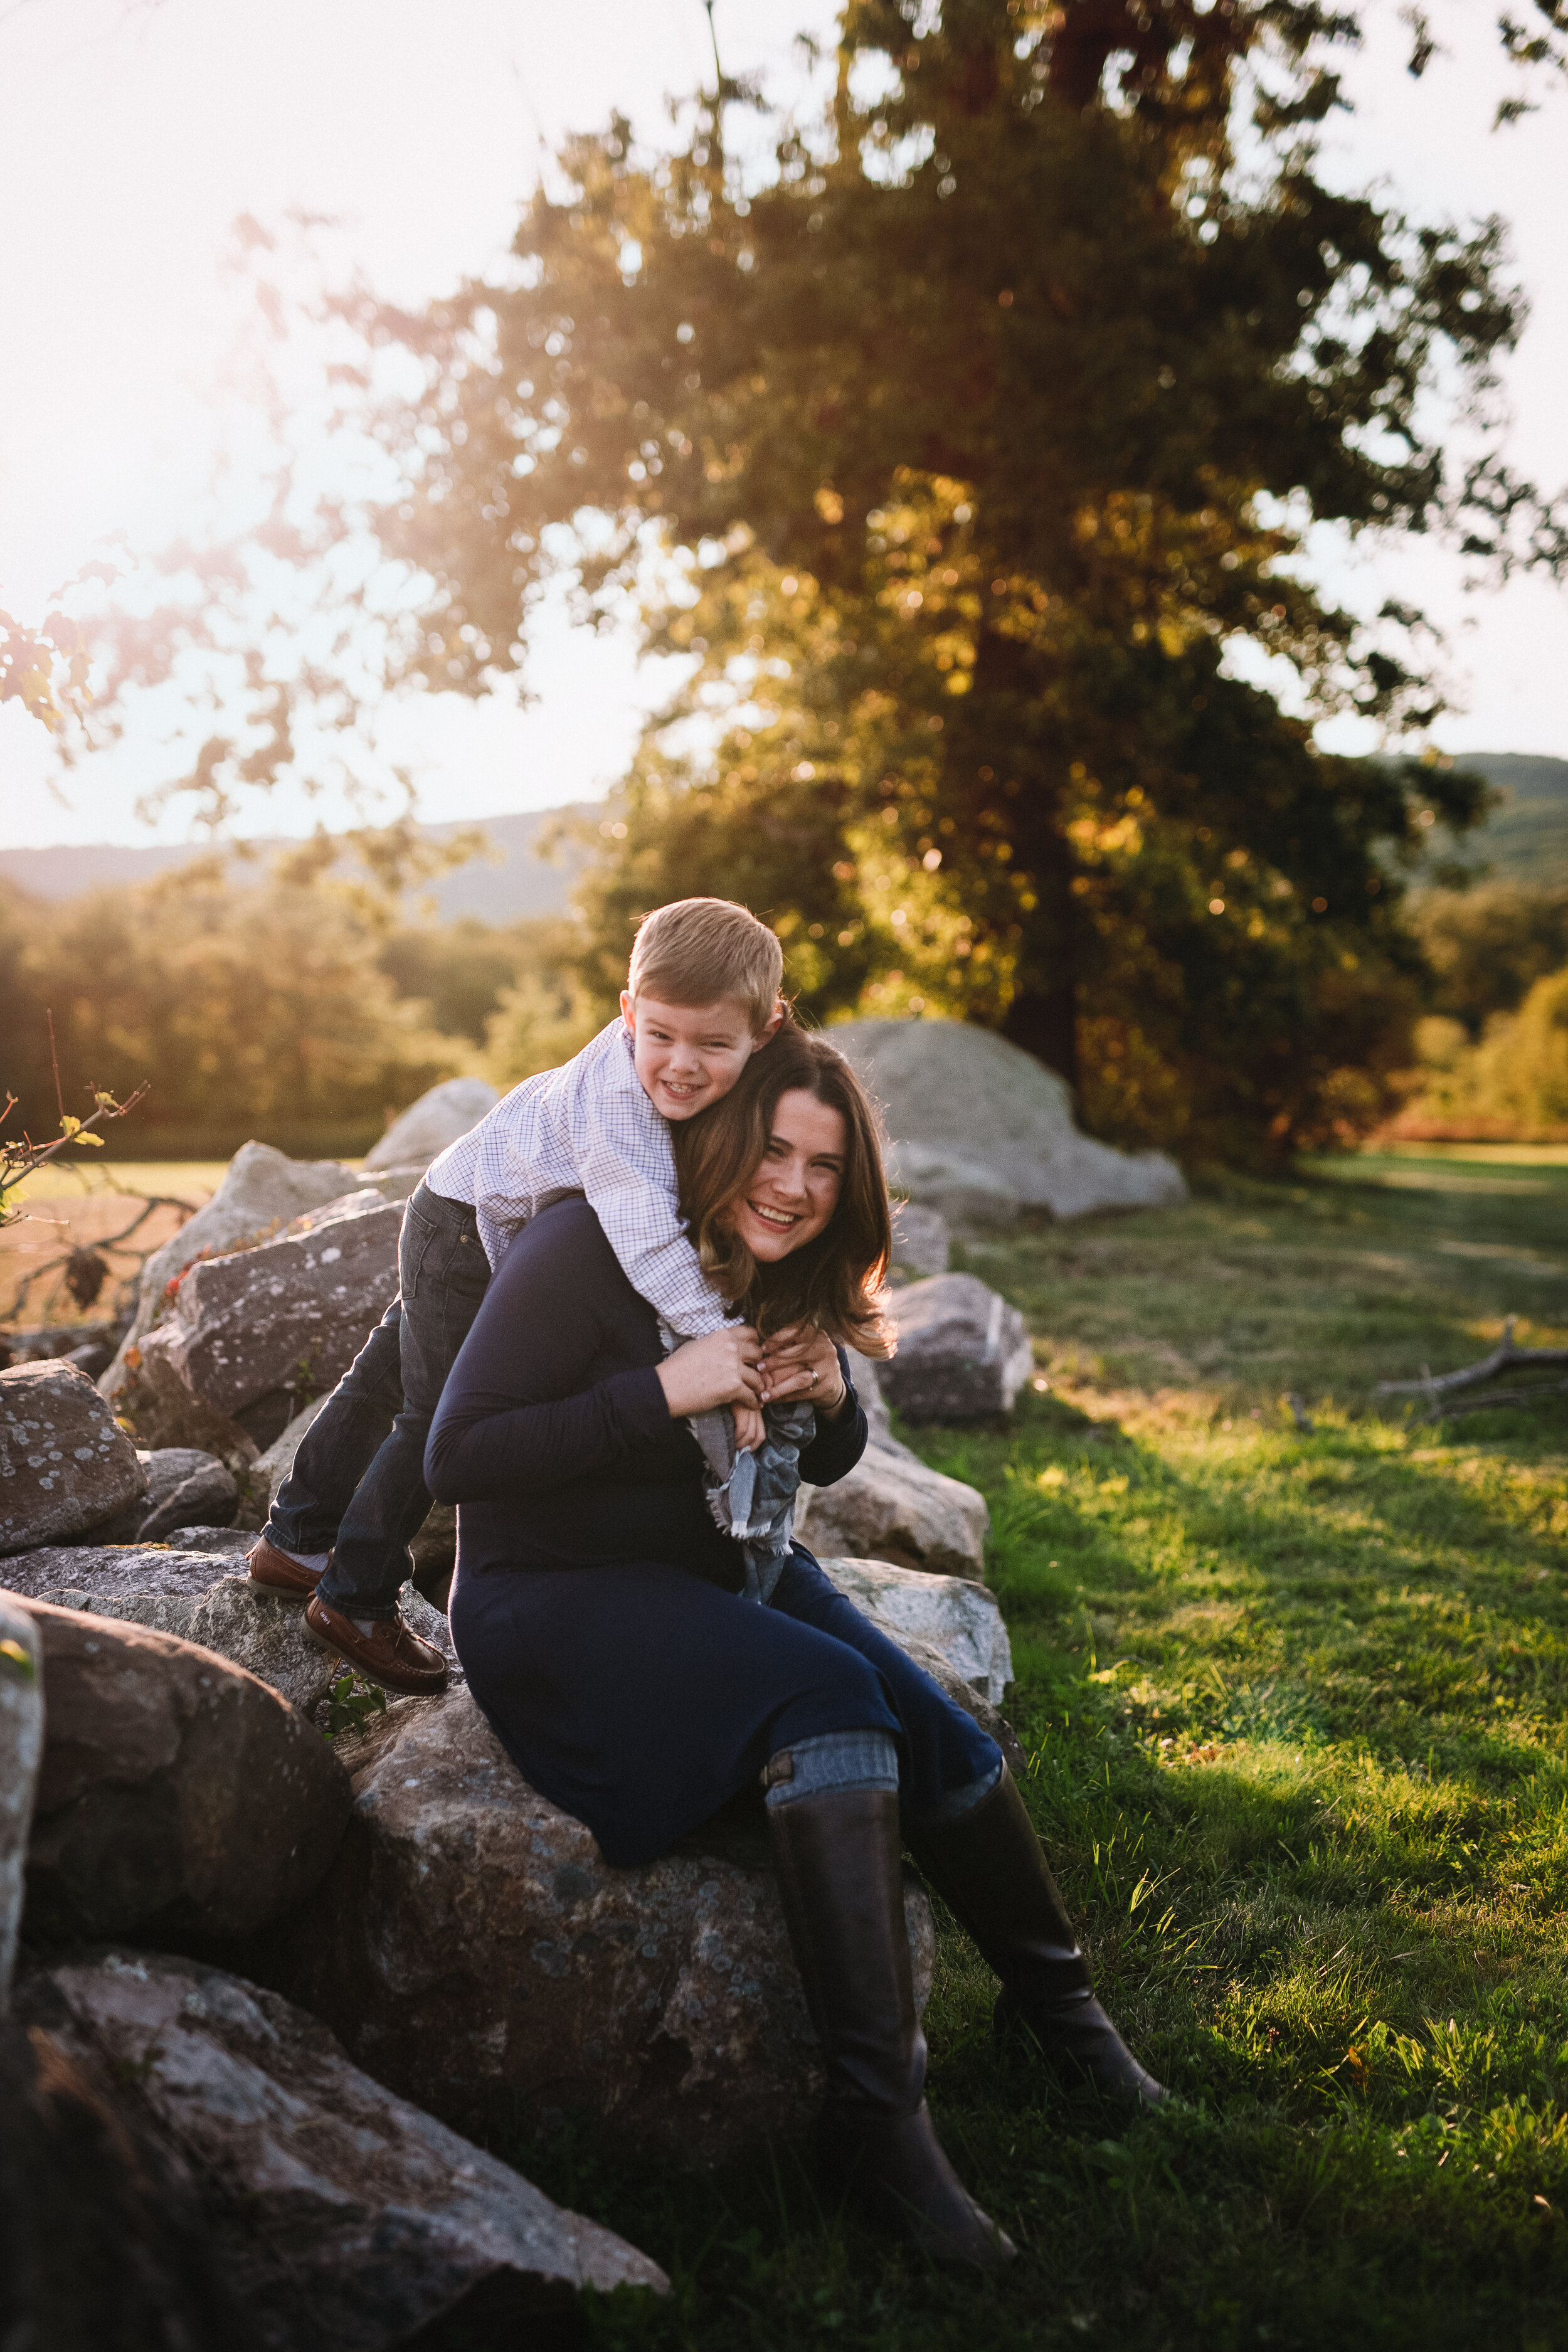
top-left (1376, 1316), bottom-right (1568, 1423)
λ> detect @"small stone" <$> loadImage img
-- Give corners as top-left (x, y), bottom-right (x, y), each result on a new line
top-left (0, 1361), bottom-right (146, 1554)
top-left (881, 1273), bottom-right (1034, 1421)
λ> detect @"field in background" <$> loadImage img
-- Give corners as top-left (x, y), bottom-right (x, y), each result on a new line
top-left (490, 1150), bottom-right (1568, 2349)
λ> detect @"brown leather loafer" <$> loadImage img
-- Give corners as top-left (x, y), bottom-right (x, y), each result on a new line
top-left (304, 1591), bottom-right (448, 1697)
top-left (247, 1536), bottom-right (326, 1598)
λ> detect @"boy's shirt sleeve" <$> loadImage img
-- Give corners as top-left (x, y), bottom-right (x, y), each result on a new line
top-left (571, 1027), bottom-right (734, 1340)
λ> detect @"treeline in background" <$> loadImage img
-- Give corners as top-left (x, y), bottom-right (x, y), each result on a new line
top-left (3, 753), bottom-right (1564, 1165)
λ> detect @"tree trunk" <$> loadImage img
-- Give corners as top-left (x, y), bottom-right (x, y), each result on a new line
top-left (1001, 973), bottom-right (1081, 1096)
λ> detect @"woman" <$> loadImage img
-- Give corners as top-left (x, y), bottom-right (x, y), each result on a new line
top-left (426, 1025), bottom-right (1162, 2268)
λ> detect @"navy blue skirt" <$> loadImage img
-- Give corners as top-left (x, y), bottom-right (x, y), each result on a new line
top-left (449, 1544), bottom-right (999, 1867)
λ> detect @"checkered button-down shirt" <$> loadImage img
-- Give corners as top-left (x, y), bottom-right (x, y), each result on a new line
top-left (425, 1017), bottom-right (733, 1339)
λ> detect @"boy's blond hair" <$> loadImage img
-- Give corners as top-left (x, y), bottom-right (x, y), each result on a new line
top-left (627, 898), bottom-right (783, 1033)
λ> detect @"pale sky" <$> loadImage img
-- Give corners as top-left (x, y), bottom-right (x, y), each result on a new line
top-left (1, 0), bottom-right (1563, 851)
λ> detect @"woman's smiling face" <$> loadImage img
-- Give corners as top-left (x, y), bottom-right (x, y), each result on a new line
top-left (725, 1088), bottom-right (847, 1261)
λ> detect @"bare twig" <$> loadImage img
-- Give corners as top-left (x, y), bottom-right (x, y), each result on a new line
top-left (1376, 1316), bottom-right (1568, 1398)
top-left (1420, 1379), bottom-right (1568, 1423)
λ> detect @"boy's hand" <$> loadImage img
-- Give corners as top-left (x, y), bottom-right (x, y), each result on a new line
top-left (657, 1327), bottom-right (763, 1421)
top-left (732, 1402), bottom-right (766, 1455)
top-left (758, 1325), bottom-right (849, 1419)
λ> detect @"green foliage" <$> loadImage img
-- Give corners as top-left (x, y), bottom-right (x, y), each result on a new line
top-left (478, 1150), bottom-right (1568, 2349)
top-left (321, 1670), bottom-right (388, 1740)
top-left (1413, 881), bottom-right (1568, 1037)
top-left (1405, 965), bottom-right (1568, 1139)
top-left (370, 0), bottom-right (1559, 1158)
top-left (0, 862), bottom-right (464, 1160)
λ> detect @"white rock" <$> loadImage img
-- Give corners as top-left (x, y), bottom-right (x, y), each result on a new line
top-left (834, 1017), bottom-right (1187, 1224)
top-left (0, 1595), bottom-right (42, 2012)
top-left (890, 1198), bottom-right (952, 1278)
top-left (797, 1443), bottom-right (989, 1579)
top-left (817, 1554), bottom-right (1014, 1705)
top-left (364, 1077), bottom-right (499, 1171)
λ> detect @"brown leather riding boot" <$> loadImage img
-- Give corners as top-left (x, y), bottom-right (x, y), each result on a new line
top-left (909, 1769), bottom-right (1165, 2111)
top-left (766, 1784), bottom-right (1015, 2268)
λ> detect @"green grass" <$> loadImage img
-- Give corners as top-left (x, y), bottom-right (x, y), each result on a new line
top-left (457, 1155), bottom-right (1568, 2348)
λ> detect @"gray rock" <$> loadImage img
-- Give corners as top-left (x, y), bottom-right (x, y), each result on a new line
top-left (364, 1076), bottom-right (499, 1172)
top-left (0, 1597), bottom-right (42, 2011)
top-left (0, 1360), bottom-right (147, 1554)
top-left (881, 1271), bottom-right (1034, 1421)
top-left (162, 1525), bottom-right (257, 1559)
top-left (17, 1596), bottom-right (352, 1948)
top-left (104, 1140), bottom-right (361, 1377)
top-left (16, 1952), bottom-right (666, 2348)
top-left (818, 1554), bottom-right (1014, 1705)
top-left (270, 1683), bottom-right (935, 2163)
top-left (834, 1017), bottom-right (1187, 1224)
top-left (95, 1446), bottom-right (240, 1543)
top-left (120, 1194), bottom-right (402, 1452)
top-left (0, 1997), bottom-right (265, 2350)
top-left (1, 1543), bottom-right (241, 1605)
top-left (136, 1448), bottom-right (238, 1540)
top-left (797, 1440), bottom-right (989, 1579)
top-left (9, 1549), bottom-right (461, 1715)
top-left (891, 1199), bottom-right (951, 1279)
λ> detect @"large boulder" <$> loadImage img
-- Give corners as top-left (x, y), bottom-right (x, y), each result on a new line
top-left (11, 1952), bottom-right (665, 2349)
top-left (2, 1549), bottom-right (460, 1715)
top-left (0, 1597), bottom-right (41, 2011)
top-left (834, 1017), bottom-right (1186, 1224)
top-left (881, 1271), bottom-right (1035, 1421)
top-left (0, 1360), bottom-right (147, 1554)
top-left (797, 1443), bottom-right (989, 1580)
top-left (16, 1597), bottom-right (352, 1951)
top-left (105, 1139), bottom-right (361, 1372)
top-left (0, 1999), bottom-right (265, 2352)
top-left (268, 1682), bottom-right (936, 2163)
top-left (365, 1076), bottom-right (499, 1171)
top-left (820, 1555), bottom-right (1014, 1707)
top-left (118, 1192), bottom-right (402, 1453)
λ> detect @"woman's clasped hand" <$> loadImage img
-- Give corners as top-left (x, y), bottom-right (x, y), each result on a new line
top-left (654, 1323), bottom-right (765, 1421)
top-left (757, 1322), bottom-right (848, 1416)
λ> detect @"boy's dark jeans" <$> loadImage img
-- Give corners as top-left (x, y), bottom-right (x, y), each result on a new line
top-left (265, 1180), bottom-right (489, 1620)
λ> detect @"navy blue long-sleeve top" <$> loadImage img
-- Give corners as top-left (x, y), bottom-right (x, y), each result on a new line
top-left (424, 1193), bottom-right (868, 1589)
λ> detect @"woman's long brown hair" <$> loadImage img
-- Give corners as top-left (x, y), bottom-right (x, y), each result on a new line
top-left (670, 1022), bottom-right (893, 1357)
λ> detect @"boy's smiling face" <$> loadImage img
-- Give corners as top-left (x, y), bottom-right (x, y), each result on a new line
top-left (620, 991), bottom-right (780, 1121)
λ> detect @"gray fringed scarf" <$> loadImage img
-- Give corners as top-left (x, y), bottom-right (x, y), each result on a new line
top-left (661, 1325), bottom-right (816, 1606)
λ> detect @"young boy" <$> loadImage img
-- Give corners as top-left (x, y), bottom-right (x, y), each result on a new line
top-left (247, 897), bottom-right (785, 1693)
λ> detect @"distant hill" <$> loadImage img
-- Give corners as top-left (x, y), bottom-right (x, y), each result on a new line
top-left (1, 754), bottom-right (1561, 916)
top-left (1446, 754), bottom-right (1568, 884)
top-left (0, 807), bottom-right (588, 925)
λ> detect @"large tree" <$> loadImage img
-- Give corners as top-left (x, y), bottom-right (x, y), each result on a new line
top-left (191, 4), bottom-right (1568, 1151)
